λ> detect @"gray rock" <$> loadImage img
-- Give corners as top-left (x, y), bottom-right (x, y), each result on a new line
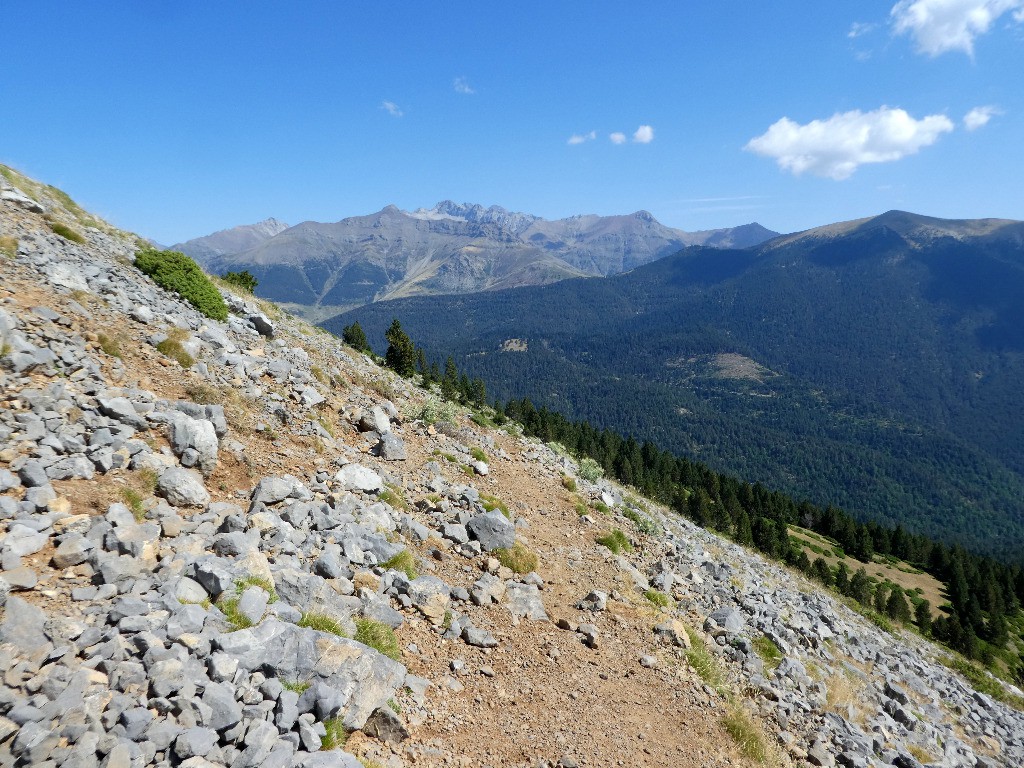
top-left (158, 467), bottom-right (210, 507)
top-left (17, 460), bottom-right (49, 488)
top-left (173, 727), bottom-right (219, 759)
top-left (212, 619), bottom-right (406, 729)
top-left (462, 627), bottom-right (498, 648)
top-left (335, 464), bottom-right (383, 493)
top-left (3, 524), bottom-right (47, 557)
top-left (505, 582), bottom-right (548, 621)
top-left (373, 433), bottom-right (407, 461)
top-left (252, 474), bottom-right (311, 504)
top-left (202, 682), bottom-right (242, 732)
top-left (470, 574), bottom-right (506, 606)
top-left (708, 606), bottom-right (744, 633)
top-left (362, 706), bottom-right (409, 744)
top-left (249, 313), bottom-right (274, 337)
top-left (167, 412), bottom-right (219, 474)
top-left (0, 597), bottom-right (53, 660)
top-left (97, 397), bottom-right (149, 430)
top-left (236, 586), bottom-right (269, 625)
top-left (407, 576), bottom-right (450, 625)
top-left (51, 534), bottom-right (96, 568)
top-left (465, 510), bottom-right (515, 551)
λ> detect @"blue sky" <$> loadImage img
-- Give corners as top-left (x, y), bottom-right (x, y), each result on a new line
top-left (2, 1), bottom-right (1022, 244)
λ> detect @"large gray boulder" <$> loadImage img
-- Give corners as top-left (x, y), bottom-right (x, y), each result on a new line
top-left (158, 467), bottom-right (210, 507)
top-left (212, 619), bottom-right (405, 729)
top-left (335, 464), bottom-right (383, 493)
top-left (167, 412), bottom-right (219, 474)
top-left (465, 510), bottom-right (515, 551)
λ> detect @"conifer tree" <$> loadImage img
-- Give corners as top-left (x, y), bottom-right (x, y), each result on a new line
top-left (342, 321), bottom-right (370, 353)
top-left (384, 318), bottom-right (416, 377)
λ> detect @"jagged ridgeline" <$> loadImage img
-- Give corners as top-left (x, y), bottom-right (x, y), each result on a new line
top-left (5, 165), bottom-right (1024, 767)
top-left (326, 211), bottom-right (1024, 565)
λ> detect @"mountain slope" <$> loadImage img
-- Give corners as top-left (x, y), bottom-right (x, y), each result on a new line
top-left (4, 168), bottom-right (1024, 767)
top-left (180, 202), bottom-right (777, 320)
top-left (172, 217), bottom-right (289, 261)
top-left (325, 210), bottom-right (1024, 561)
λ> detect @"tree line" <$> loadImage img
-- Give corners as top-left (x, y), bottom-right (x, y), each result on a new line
top-left (339, 318), bottom-right (1024, 680)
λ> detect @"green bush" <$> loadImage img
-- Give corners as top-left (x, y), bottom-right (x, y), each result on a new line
top-left (577, 457), bottom-right (604, 482)
top-left (596, 528), bottom-right (632, 554)
top-left (50, 221), bottom-right (85, 244)
top-left (644, 589), bottom-right (672, 609)
top-left (221, 269), bottom-right (258, 293)
top-left (135, 247), bottom-right (228, 321)
top-left (494, 542), bottom-right (539, 574)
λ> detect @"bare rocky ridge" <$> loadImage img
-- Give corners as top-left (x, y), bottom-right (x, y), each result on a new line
top-left (1, 173), bottom-right (1023, 768)
top-left (173, 203), bottom-right (778, 321)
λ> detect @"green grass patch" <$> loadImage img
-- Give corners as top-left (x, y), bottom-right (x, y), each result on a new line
top-left (469, 446), bottom-right (488, 463)
top-left (596, 528), bottom-right (632, 554)
top-left (494, 541), bottom-right (539, 574)
top-left (751, 636), bottom-right (783, 671)
top-left (577, 457), bottom-right (603, 482)
top-left (235, 574), bottom-right (278, 603)
top-left (155, 337), bottom-right (195, 368)
top-left (591, 501), bottom-right (610, 516)
top-left (644, 589), bottom-right (672, 609)
top-left (121, 487), bottom-right (146, 522)
top-left (50, 221), bottom-right (85, 244)
top-left (298, 612), bottom-right (347, 637)
top-left (381, 549), bottom-right (418, 580)
top-left (134, 247), bottom-right (228, 321)
top-left (574, 498), bottom-right (589, 517)
top-left (479, 493), bottom-right (510, 518)
top-left (378, 486), bottom-right (410, 513)
top-left (217, 596), bottom-right (253, 631)
top-left (354, 618), bottom-right (401, 661)
top-left (721, 704), bottom-right (770, 763)
top-left (320, 716), bottom-right (348, 750)
top-left (97, 333), bottom-right (122, 358)
top-left (623, 508), bottom-right (660, 536)
top-left (561, 474), bottom-right (577, 492)
top-left (683, 625), bottom-right (725, 690)
top-left (0, 236), bottom-right (16, 258)
top-left (282, 680), bottom-right (311, 694)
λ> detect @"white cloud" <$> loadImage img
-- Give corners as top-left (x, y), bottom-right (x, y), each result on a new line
top-left (745, 106), bottom-right (955, 180)
top-left (963, 104), bottom-right (1001, 129)
top-left (380, 101), bottom-right (403, 117)
top-left (609, 132), bottom-right (627, 144)
top-left (632, 125), bottom-right (655, 144)
top-left (568, 131), bottom-right (596, 145)
top-left (891, 0), bottom-right (1024, 56)
top-left (453, 77), bottom-right (475, 94)
top-left (848, 21), bottom-right (878, 37)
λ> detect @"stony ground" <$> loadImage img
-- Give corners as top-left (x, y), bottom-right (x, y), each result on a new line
top-left (1, 173), bottom-right (1023, 768)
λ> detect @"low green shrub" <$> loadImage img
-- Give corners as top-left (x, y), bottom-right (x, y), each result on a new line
top-left (721, 705), bottom-right (771, 763)
top-left (577, 457), bottom-right (604, 482)
top-left (752, 636), bottom-right (783, 670)
top-left (596, 528), bottom-right (632, 554)
top-left (298, 612), bottom-right (347, 637)
top-left (156, 338), bottom-right (195, 368)
top-left (470, 446), bottom-right (488, 463)
top-left (134, 247), bottom-right (228, 320)
top-left (381, 550), bottom-right (418, 580)
top-left (50, 221), bottom-right (85, 244)
top-left (494, 542), bottom-right (539, 574)
top-left (221, 269), bottom-right (258, 293)
top-left (354, 619), bottom-right (401, 660)
top-left (320, 716), bottom-right (348, 750)
top-left (644, 589), bottom-right (672, 609)
top-left (561, 474), bottom-right (577, 492)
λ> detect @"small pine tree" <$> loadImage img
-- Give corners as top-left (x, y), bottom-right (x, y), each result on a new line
top-left (849, 567), bottom-right (871, 605)
top-left (834, 562), bottom-right (851, 595)
top-left (874, 582), bottom-right (890, 614)
top-left (914, 599), bottom-right (932, 635)
top-left (440, 357), bottom-right (460, 402)
top-left (384, 318), bottom-right (417, 377)
top-left (886, 587), bottom-right (913, 623)
top-left (342, 321), bottom-right (370, 353)
top-left (221, 269), bottom-right (258, 293)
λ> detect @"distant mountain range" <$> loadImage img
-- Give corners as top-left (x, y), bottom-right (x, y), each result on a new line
top-left (173, 202), bottom-right (777, 320)
top-left (325, 210), bottom-right (1024, 561)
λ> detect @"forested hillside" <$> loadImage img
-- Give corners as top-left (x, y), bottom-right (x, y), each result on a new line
top-left (324, 211), bottom-right (1024, 563)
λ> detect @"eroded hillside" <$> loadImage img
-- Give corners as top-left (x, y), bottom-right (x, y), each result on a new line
top-left (1, 170), bottom-right (1023, 768)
